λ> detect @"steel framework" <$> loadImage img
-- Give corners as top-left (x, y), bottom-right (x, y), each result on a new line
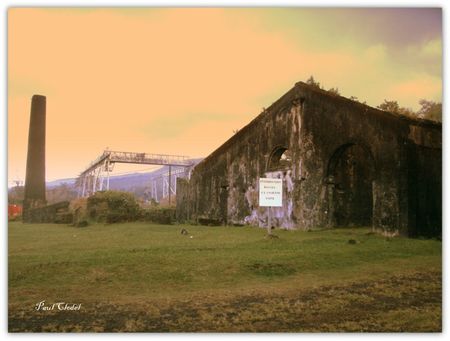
top-left (75, 150), bottom-right (193, 203)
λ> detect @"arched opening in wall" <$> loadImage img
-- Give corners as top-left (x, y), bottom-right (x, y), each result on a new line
top-left (327, 143), bottom-right (375, 227)
top-left (267, 147), bottom-right (292, 172)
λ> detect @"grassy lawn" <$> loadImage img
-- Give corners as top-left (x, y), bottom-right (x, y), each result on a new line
top-left (8, 221), bottom-right (442, 332)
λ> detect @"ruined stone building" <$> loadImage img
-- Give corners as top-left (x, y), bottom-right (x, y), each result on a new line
top-left (177, 82), bottom-right (442, 237)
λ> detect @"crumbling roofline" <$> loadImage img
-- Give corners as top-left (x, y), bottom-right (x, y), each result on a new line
top-left (194, 81), bottom-right (441, 173)
top-left (294, 81), bottom-right (442, 129)
top-left (195, 84), bottom-right (300, 170)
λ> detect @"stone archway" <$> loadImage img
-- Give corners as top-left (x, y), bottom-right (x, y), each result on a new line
top-left (326, 143), bottom-right (375, 227)
top-left (267, 146), bottom-right (292, 172)
top-left (263, 146), bottom-right (295, 229)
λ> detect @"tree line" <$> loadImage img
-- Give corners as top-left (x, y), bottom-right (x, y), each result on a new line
top-left (8, 183), bottom-right (77, 205)
top-left (306, 76), bottom-right (442, 122)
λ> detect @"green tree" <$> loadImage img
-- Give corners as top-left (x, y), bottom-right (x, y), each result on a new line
top-left (46, 183), bottom-right (77, 204)
top-left (328, 87), bottom-right (340, 96)
top-left (8, 186), bottom-right (24, 205)
top-left (377, 100), bottom-right (401, 113)
top-left (87, 190), bottom-right (141, 223)
top-left (377, 100), bottom-right (415, 118)
top-left (417, 99), bottom-right (442, 122)
top-left (305, 76), bottom-right (341, 96)
top-left (306, 75), bottom-right (321, 89)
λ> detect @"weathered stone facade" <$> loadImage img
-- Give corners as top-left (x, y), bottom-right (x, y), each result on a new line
top-left (176, 82), bottom-right (441, 236)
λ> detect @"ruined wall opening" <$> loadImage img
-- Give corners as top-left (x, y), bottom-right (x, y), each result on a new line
top-left (327, 143), bottom-right (375, 227)
top-left (407, 144), bottom-right (442, 237)
top-left (267, 147), bottom-right (292, 171)
top-left (264, 146), bottom-right (295, 229)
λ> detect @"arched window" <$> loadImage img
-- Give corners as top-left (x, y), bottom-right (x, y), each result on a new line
top-left (326, 143), bottom-right (375, 227)
top-left (268, 147), bottom-right (292, 171)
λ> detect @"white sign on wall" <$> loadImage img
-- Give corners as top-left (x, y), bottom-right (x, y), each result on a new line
top-left (259, 178), bottom-right (283, 207)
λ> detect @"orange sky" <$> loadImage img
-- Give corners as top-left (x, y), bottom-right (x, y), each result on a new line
top-left (8, 8), bottom-right (442, 183)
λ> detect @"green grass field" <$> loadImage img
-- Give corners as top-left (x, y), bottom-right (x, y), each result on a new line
top-left (8, 221), bottom-right (442, 332)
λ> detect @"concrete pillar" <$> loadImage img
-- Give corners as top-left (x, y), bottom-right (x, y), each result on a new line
top-left (23, 95), bottom-right (46, 222)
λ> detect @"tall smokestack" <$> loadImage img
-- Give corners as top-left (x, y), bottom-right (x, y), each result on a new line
top-left (23, 95), bottom-right (46, 221)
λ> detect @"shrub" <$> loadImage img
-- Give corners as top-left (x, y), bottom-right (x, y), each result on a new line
top-left (75, 220), bottom-right (89, 227)
top-left (86, 191), bottom-right (141, 224)
top-left (69, 198), bottom-right (88, 226)
top-left (141, 207), bottom-right (176, 225)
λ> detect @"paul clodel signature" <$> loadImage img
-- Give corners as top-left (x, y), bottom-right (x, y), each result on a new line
top-left (35, 300), bottom-right (82, 311)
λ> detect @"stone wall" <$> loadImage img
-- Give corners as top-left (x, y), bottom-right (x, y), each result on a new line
top-left (176, 82), bottom-right (442, 236)
top-left (23, 201), bottom-right (72, 224)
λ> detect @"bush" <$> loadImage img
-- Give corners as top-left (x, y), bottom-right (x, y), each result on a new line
top-left (86, 191), bottom-right (141, 224)
top-left (141, 207), bottom-right (176, 225)
top-left (75, 220), bottom-right (89, 227)
top-left (69, 198), bottom-right (88, 226)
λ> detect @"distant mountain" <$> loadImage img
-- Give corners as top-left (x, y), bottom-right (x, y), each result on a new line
top-left (46, 178), bottom-right (76, 188)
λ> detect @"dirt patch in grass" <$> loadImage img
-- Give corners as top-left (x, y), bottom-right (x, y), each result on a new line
top-left (9, 271), bottom-right (441, 332)
top-left (245, 262), bottom-right (297, 277)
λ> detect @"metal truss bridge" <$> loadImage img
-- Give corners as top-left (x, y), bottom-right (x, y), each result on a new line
top-left (75, 150), bottom-right (194, 203)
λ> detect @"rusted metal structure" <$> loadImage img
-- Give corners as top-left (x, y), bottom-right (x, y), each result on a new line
top-left (75, 150), bottom-right (193, 204)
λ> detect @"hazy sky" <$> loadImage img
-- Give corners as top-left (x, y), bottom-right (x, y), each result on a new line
top-left (8, 8), bottom-right (442, 183)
